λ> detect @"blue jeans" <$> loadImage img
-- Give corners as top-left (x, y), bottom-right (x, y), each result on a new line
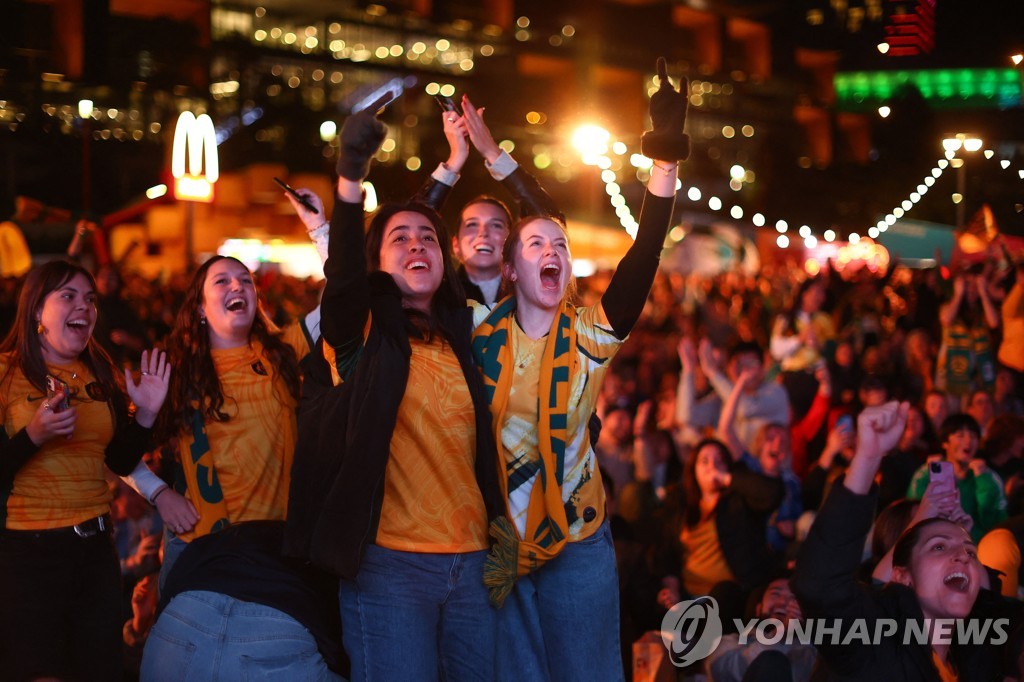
top-left (496, 519), bottom-right (624, 682)
top-left (158, 527), bottom-right (188, 594)
top-left (339, 546), bottom-right (495, 681)
top-left (140, 590), bottom-right (341, 681)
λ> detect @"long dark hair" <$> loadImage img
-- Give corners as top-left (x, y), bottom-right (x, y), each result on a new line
top-left (682, 437), bottom-right (731, 529)
top-left (364, 201), bottom-right (465, 337)
top-left (782, 276), bottom-right (823, 335)
top-left (158, 256), bottom-right (301, 441)
top-left (0, 260), bottom-right (124, 419)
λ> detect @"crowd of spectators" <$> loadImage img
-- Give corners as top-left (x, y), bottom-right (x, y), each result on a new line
top-left (1, 239), bottom-right (1022, 680)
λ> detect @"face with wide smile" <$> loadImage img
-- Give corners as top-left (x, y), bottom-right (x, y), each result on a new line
top-left (506, 218), bottom-right (571, 313)
top-left (379, 211), bottom-right (444, 313)
top-left (201, 259), bottom-right (257, 349)
top-left (758, 578), bottom-right (803, 627)
top-left (455, 201), bottom-right (509, 280)
top-left (36, 273), bottom-right (97, 364)
top-left (894, 521), bottom-right (982, 620)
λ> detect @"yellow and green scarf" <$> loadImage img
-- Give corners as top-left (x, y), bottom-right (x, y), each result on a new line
top-left (472, 295), bottom-right (579, 606)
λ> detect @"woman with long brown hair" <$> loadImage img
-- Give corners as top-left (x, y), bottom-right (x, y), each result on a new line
top-left (0, 258), bottom-right (169, 681)
top-left (141, 254), bottom-right (344, 679)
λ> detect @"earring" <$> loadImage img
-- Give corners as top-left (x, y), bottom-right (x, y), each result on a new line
top-left (36, 320), bottom-right (44, 335)
top-left (199, 316), bottom-right (207, 326)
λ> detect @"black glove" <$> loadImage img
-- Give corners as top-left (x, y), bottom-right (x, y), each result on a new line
top-left (641, 57), bottom-right (690, 163)
top-left (336, 93), bottom-right (391, 182)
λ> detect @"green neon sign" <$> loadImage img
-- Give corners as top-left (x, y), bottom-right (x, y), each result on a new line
top-left (834, 68), bottom-right (1021, 110)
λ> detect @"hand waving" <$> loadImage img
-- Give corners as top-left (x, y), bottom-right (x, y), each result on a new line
top-left (126, 349), bottom-right (170, 428)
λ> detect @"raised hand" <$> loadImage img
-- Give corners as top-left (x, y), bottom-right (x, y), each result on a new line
top-left (336, 92), bottom-right (392, 181)
top-left (697, 338), bottom-right (717, 371)
top-left (856, 400), bottom-right (909, 460)
top-left (283, 189), bottom-right (326, 233)
top-left (641, 57), bottom-right (690, 163)
top-left (126, 349), bottom-right (170, 428)
top-left (678, 338), bottom-right (697, 372)
top-left (441, 110), bottom-right (470, 172)
top-left (462, 95), bottom-right (502, 164)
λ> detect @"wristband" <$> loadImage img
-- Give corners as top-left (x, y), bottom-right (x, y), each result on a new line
top-left (151, 486), bottom-right (170, 505)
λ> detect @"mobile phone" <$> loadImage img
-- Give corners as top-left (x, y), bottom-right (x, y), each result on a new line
top-left (836, 414), bottom-right (854, 433)
top-left (273, 177), bottom-right (319, 215)
top-left (435, 95), bottom-right (463, 117)
top-left (45, 375), bottom-right (70, 412)
top-left (929, 460), bottom-right (955, 491)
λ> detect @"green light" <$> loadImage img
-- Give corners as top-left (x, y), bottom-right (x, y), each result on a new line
top-left (834, 68), bottom-right (1022, 110)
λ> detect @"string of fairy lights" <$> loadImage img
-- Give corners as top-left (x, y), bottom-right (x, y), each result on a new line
top-left (580, 134), bottom-right (1023, 249)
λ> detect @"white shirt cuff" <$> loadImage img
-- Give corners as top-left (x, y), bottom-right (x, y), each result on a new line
top-left (432, 163), bottom-right (460, 187)
top-left (485, 151), bottom-right (518, 181)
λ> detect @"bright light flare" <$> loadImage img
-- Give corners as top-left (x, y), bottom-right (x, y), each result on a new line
top-left (572, 124), bottom-right (611, 157)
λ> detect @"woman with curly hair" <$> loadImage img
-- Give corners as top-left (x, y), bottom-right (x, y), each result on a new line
top-left (141, 255), bottom-right (343, 680)
top-left (0, 259), bottom-right (169, 681)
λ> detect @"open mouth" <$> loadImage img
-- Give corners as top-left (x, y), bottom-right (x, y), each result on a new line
top-left (540, 264), bottom-right (561, 290)
top-left (473, 245), bottom-right (494, 255)
top-left (944, 572), bottom-right (970, 593)
top-left (226, 296), bottom-right (247, 312)
top-left (66, 319), bottom-right (90, 331)
top-left (406, 259), bottom-right (430, 272)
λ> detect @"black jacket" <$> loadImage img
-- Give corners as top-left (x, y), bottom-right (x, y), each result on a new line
top-left (660, 463), bottom-right (785, 592)
top-left (283, 199), bottom-right (505, 579)
top-left (793, 480), bottom-right (1008, 681)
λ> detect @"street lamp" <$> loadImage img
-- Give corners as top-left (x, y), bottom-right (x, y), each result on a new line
top-left (941, 133), bottom-right (983, 229)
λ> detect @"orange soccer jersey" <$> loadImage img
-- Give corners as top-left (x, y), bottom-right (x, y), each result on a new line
top-left (1, 355), bottom-right (115, 530)
top-left (176, 324), bottom-right (309, 541)
top-left (374, 335), bottom-right (489, 553)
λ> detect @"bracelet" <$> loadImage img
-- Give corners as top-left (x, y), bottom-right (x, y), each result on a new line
top-left (151, 486), bottom-right (170, 505)
top-left (651, 162), bottom-right (677, 175)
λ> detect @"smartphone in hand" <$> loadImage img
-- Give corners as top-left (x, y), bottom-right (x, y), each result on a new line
top-left (435, 95), bottom-right (463, 117)
top-left (929, 460), bottom-right (955, 492)
top-left (45, 375), bottom-right (71, 412)
top-left (273, 177), bottom-right (319, 215)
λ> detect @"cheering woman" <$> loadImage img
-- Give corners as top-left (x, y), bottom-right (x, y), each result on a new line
top-left (470, 58), bottom-right (687, 681)
top-left (0, 259), bottom-right (169, 681)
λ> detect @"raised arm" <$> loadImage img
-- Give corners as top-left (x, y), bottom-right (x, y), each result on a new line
top-left (461, 96), bottom-right (563, 221)
top-left (791, 401), bottom-right (908, 675)
top-left (319, 95), bottom-right (390, 356)
top-left (411, 110), bottom-right (469, 211)
top-left (717, 367), bottom-right (757, 462)
top-left (939, 276), bottom-right (965, 328)
top-left (975, 274), bottom-right (1001, 329)
top-left (602, 57), bottom-right (688, 338)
